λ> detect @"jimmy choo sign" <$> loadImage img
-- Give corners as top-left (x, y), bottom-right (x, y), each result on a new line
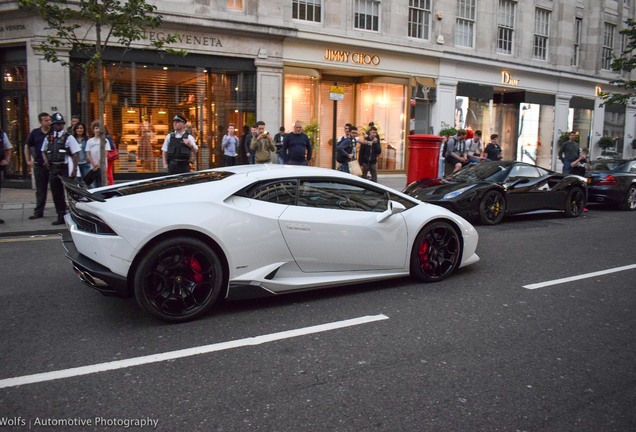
top-left (323, 49), bottom-right (381, 66)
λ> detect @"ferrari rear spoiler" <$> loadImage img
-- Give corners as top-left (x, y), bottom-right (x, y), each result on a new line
top-left (61, 176), bottom-right (106, 203)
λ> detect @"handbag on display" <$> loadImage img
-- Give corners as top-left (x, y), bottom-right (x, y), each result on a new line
top-left (348, 159), bottom-right (363, 177)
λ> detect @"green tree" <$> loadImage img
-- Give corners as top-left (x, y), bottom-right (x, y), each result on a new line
top-left (18, 0), bottom-right (184, 183)
top-left (599, 18), bottom-right (636, 106)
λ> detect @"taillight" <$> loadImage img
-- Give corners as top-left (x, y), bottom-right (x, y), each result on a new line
top-left (596, 175), bottom-right (617, 186)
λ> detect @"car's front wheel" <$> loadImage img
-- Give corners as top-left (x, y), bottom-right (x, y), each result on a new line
top-left (619, 184), bottom-right (636, 211)
top-left (134, 237), bottom-right (224, 323)
top-left (564, 187), bottom-right (586, 217)
top-left (410, 221), bottom-right (461, 282)
top-left (478, 190), bottom-right (506, 225)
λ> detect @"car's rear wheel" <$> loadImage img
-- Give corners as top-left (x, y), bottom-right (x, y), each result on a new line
top-left (410, 221), bottom-right (461, 282)
top-left (564, 187), bottom-right (586, 217)
top-left (134, 237), bottom-right (223, 323)
top-left (478, 190), bottom-right (506, 225)
top-left (619, 185), bottom-right (636, 211)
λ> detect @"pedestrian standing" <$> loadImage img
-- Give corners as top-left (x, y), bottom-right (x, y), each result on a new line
top-left (221, 124), bottom-right (239, 166)
top-left (558, 132), bottom-right (580, 174)
top-left (282, 121), bottom-right (312, 165)
top-left (162, 114), bottom-right (198, 174)
top-left (24, 112), bottom-right (51, 220)
top-left (40, 112), bottom-right (80, 225)
top-left (0, 127), bottom-right (13, 224)
top-left (250, 121), bottom-right (275, 164)
top-left (358, 125), bottom-right (382, 181)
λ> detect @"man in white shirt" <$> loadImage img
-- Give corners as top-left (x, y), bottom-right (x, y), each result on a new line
top-left (466, 130), bottom-right (486, 163)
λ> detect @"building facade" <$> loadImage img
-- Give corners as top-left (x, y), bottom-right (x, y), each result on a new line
top-left (1, 0), bottom-right (635, 182)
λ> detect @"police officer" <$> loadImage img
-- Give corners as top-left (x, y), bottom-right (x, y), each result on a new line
top-left (41, 112), bottom-right (81, 225)
top-left (161, 114), bottom-right (197, 174)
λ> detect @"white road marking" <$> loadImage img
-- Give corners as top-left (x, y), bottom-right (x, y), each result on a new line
top-left (0, 314), bottom-right (389, 389)
top-left (523, 264), bottom-right (636, 289)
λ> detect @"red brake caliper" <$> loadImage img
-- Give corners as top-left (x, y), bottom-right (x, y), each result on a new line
top-left (189, 255), bottom-right (204, 283)
top-left (419, 241), bottom-right (431, 270)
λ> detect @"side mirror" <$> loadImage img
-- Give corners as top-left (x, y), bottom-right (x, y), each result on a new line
top-left (377, 200), bottom-right (406, 222)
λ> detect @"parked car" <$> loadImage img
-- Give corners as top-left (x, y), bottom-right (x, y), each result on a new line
top-left (403, 161), bottom-right (588, 225)
top-left (586, 158), bottom-right (636, 210)
top-left (61, 165), bottom-right (479, 322)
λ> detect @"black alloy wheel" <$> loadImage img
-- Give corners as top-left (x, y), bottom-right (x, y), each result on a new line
top-left (134, 237), bottom-right (224, 323)
top-left (478, 190), bottom-right (506, 225)
top-left (564, 187), bottom-right (586, 217)
top-left (619, 185), bottom-right (636, 211)
top-left (410, 221), bottom-right (461, 282)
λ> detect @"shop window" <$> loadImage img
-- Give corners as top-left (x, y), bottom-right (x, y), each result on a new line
top-left (293, 0), bottom-right (322, 22)
top-left (356, 82), bottom-right (406, 171)
top-left (408, 0), bottom-right (431, 40)
top-left (72, 61), bottom-right (255, 175)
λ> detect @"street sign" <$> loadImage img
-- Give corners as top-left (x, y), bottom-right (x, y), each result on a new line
top-left (329, 86), bottom-right (345, 101)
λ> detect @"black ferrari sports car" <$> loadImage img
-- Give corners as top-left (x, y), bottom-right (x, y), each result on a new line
top-left (404, 161), bottom-right (588, 225)
top-left (586, 158), bottom-right (636, 210)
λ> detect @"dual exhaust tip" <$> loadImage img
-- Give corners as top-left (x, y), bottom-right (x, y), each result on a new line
top-left (73, 266), bottom-right (108, 288)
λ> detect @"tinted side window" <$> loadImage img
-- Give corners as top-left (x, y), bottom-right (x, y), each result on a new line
top-left (507, 165), bottom-right (540, 181)
top-left (298, 180), bottom-right (388, 212)
top-left (246, 180), bottom-right (297, 205)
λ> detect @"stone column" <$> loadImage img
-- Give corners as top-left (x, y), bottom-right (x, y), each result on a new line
top-left (254, 50), bottom-right (283, 132)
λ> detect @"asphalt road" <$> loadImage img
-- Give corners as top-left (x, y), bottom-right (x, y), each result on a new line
top-left (1, 206), bottom-right (635, 431)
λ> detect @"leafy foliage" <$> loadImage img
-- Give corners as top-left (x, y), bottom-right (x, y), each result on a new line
top-left (599, 18), bottom-right (636, 106)
top-left (438, 127), bottom-right (457, 137)
top-left (597, 136), bottom-right (615, 150)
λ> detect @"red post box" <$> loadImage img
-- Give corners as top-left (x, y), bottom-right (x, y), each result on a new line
top-left (407, 134), bottom-right (443, 185)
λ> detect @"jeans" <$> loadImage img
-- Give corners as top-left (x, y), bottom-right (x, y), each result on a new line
top-left (562, 159), bottom-right (574, 174)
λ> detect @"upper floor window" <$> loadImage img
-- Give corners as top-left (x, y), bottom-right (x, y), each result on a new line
top-left (293, 0), bottom-right (322, 23)
top-left (355, 0), bottom-right (380, 31)
top-left (408, 0), bottom-right (432, 39)
top-left (227, 0), bottom-right (243, 11)
top-left (496, 0), bottom-right (516, 54)
top-left (533, 8), bottom-right (550, 61)
top-left (602, 22), bottom-right (616, 70)
top-left (455, 0), bottom-right (476, 48)
top-left (571, 18), bottom-right (582, 66)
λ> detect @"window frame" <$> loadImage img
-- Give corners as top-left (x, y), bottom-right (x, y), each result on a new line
top-left (496, 0), bottom-right (516, 55)
top-left (533, 8), bottom-right (551, 61)
top-left (354, 0), bottom-right (381, 32)
top-left (601, 22), bottom-right (616, 71)
top-left (572, 17), bottom-right (582, 66)
top-left (226, 0), bottom-right (243, 12)
top-left (455, 0), bottom-right (476, 48)
top-left (408, 0), bottom-right (432, 40)
top-left (292, 0), bottom-right (323, 23)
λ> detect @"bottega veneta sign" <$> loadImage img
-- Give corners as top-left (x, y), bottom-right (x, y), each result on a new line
top-left (323, 49), bottom-right (380, 66)
top-left (144, 31), bottom-right (222, 48)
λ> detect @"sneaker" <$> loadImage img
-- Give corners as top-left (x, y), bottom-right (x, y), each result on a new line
top-left (29, 214), bottom-right (43, 220)
top-left (52, 218), bottom-right (65, 226)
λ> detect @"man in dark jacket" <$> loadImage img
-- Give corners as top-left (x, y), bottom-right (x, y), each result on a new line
top-left (358, 126), bottom-right (382, 182)
top-left (336, 126), bottom-right (357, 173)
top-left (282, 121), bottom-right (312, 165)
top-left (558, 132), bottom-right (580, 174)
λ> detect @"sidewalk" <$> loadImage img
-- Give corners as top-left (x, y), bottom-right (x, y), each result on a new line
top-left (0, 173), bottom-right (407, 237)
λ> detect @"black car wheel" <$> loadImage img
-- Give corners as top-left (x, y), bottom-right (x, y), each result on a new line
top-left (410, 221), bottom-right (461, 282)
top-left (619, 185), bottom-right (636, 211)
top-left (478, 190), bottom-right (506, 225)
top-left (564, 187), bottom-right (586, 218)
top-left (134, 237), bottom-right (224, 323)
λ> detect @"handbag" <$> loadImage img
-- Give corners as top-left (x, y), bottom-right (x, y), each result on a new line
top-left (107, 143), bottom-right (119, 162)
top-left (348, 160), bottom-right (363, 176)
